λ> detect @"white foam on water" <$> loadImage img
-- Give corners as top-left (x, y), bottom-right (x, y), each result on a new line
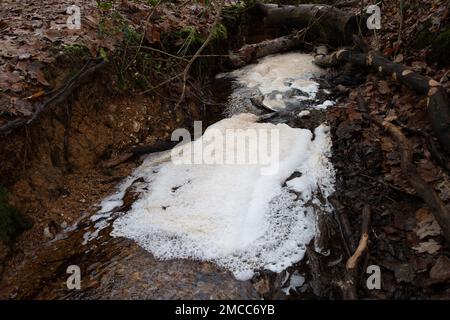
top-left (93, 52), bottom-right (336, 280)
top-left (107, 114), bottom-right (334, 280)
top-left (226, 53), bottom-right (324, 111)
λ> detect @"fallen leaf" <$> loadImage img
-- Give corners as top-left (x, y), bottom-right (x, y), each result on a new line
top-left (394, 54), bottom-right (404, 63)
top-left (417, 159), bottom-right (441, 183)
top-left (10, 97), bottom-right (33, 116)
top-left (378, 80), bottom-right (391, 95)
top-left (27, 62), bottom-right (50, 86)
top-left (145, 25), bottom-right (161, 44)
top-left (415, 208), bottom-right (441, 239)
top-left (412, 61), bottom-right (427, 72)
top-left (413, 239), bottom-right (442, 254)
top-left (430, 256), bottom-right (450, 283)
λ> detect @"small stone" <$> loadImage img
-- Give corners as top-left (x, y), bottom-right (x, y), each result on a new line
top-left (18, 53), bottom-right (31, 60)
top-left (43, 227), bottom-right (53, 239)
top-left (61, 221), bottom-right (68, 229)
top-left (430, 256), bottom-right (450, 283)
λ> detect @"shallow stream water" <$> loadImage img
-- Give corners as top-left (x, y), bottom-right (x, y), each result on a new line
top-left (0, 52), bottom-right (337, 299)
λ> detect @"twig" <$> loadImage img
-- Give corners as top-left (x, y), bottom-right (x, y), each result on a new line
top-left (140, 73), bottom-right (182, 95)
top-left (338, 205), bottom-right (371, 300)
top-left (174, 1), bottom-right (224, 110)
top-left (123, 5), bottom-right (158, 72)
top-left (130, 45), bottom-right (189, 61)
top-left (346, 205), bottom-right (371, 269)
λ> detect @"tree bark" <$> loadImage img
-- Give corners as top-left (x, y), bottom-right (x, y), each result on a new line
top-left (250, 2), bottom-right (360, 45)
top-left (229, 31), bottom-right (305, 67)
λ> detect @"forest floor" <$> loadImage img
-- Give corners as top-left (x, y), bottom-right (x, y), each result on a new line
top-left (1, 0), bottom-right (450, 299)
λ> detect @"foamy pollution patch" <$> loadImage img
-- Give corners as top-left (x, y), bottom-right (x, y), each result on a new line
top-left (88, 52), bottom-right (336, 281)
top-left (221, 52), bottom-right (328, 113)
top-left (95, 113), bottom-right (336, 281)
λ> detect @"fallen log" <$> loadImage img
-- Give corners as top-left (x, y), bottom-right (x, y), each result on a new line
top-left (314, 39), bottom-right (450, 155)
top-left (250, 2), bottom-right (360, 45)
top-left (229, 30), bottom-right (305, 68)
top-left (358, 96), bottom-right (450, 244)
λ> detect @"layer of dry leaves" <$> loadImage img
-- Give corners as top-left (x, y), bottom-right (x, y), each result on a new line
top-left (0, 0), bottom-right (219, 120)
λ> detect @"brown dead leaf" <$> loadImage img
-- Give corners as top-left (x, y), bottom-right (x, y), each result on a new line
top-left (412, 61), bottom-right (427, 72)
top-left (378, 80), bottom-right (391, 95)
top-left (412, 239), bottom-right (442, 254)
top-left (10, 97), bottom-right (33, 116)
top-left (415, 208), bottom-right (441, 239)
top-left (417, 159), bottom-right (441, 183)
top-left (383, 46), bottom-right (395, 57)
top-left (384, 109), bottom-right (398, 122)
top-left (394, 54), bottom-right (404, 63)
top-left (146, 25), bottom-right (161, 44)
top-left (430, 256), bottom-right (450, 283)
top-left (347, 108), bottom-right (362, 122)
top-left (27, 62), bottom-right (50, 86)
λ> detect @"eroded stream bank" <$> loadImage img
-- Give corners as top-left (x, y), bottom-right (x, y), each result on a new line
top-left (0, 51), bottom-right (340, 299)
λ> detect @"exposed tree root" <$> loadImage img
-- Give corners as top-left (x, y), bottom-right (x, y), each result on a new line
top-left (314, 37), bottom-right (450, 155)
top-left (0, 58), bottom-right (106, 135)
top-left (358, 96), bottom-right (450, 244)
top-left (103, 140), bottom-right (177, 169)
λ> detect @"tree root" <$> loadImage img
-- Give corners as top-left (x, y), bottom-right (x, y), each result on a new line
top-left (314, 36), bottom-right (450, 155)
top-left (0, 58), bottom-right (106, 135)
top-left (358, 95), bottom-right (450, 243)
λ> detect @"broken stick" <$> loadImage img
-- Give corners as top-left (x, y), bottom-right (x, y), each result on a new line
top-left (339, 205), bottom-right (371, 300)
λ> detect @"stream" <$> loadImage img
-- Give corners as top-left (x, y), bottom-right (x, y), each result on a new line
top-left (1, 52), bottom-right (337, 299)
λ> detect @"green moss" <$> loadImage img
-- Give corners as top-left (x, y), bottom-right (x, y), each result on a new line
top-left (430, 29), bottom-right (450, 67)
top-left (179, 26), bottom-right (206, 46)
top-left (212, 22), bottom-right (228, 41)
top-left (0, 188), bottom-right (32, 245)
top-left (97, 0), bottom-right (116, 11)
top-left (61, 44), bottom-right (90, 58)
